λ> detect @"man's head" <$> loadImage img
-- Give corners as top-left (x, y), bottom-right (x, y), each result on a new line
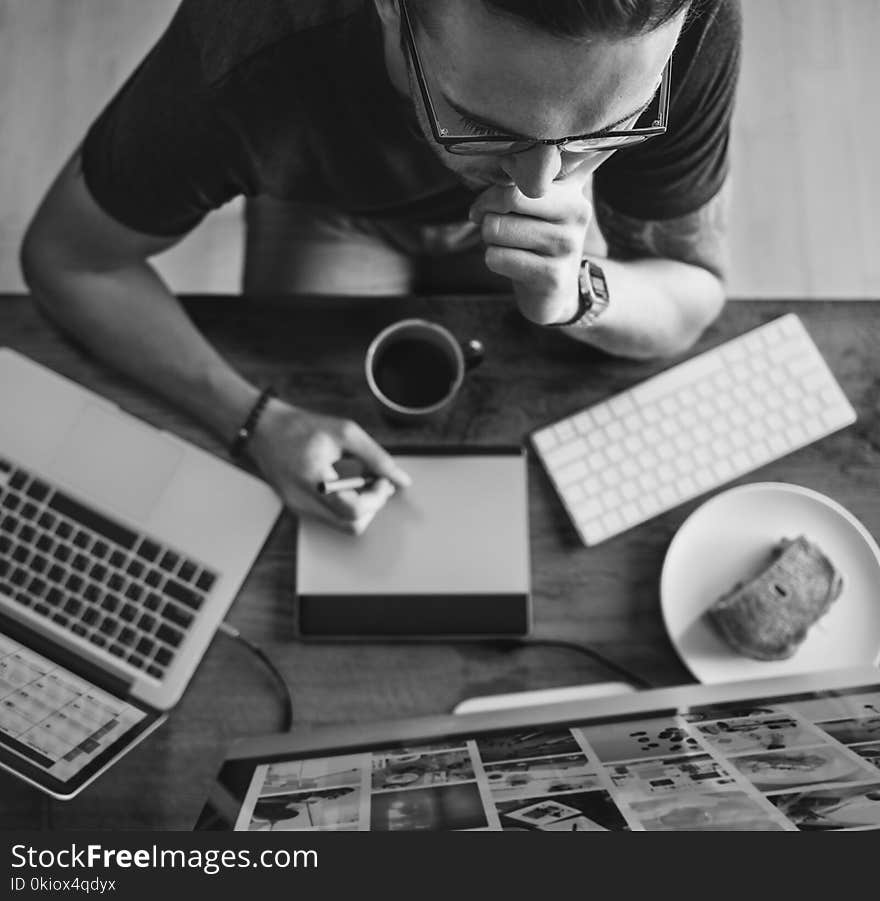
top-left (375, 0), bottom-right (690, 197)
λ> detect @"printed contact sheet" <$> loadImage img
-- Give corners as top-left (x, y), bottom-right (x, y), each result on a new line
top-left (233, 686), bottom-right (880, 831)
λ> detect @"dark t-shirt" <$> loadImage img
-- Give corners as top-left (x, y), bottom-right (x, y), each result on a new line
top-left (81, 0), bottom-right (741, 238)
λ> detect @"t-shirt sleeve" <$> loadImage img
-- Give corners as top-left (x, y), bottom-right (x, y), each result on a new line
top-left (81, 7), bottom-right (257, 237)
top-left (593, 0), bottom-right (741, 221)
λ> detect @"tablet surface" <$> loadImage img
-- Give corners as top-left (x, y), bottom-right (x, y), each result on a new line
top-left (295, 449), bottom-right (530, 638)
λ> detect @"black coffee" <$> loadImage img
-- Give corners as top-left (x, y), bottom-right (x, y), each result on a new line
top-left (373, 338), bottom-right (457, 408)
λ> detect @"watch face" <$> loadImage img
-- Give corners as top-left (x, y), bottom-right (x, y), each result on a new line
top-left (588, 264), bottom-right (609, 300)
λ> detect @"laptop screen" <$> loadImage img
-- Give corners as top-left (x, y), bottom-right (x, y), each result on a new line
top-left (196, 669), bottom-right (880, 831)
top-left (0, 632), bottom-right (162, 798)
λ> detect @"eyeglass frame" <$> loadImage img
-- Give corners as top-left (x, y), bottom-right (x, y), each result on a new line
top-left (398, 0), bottom-right (673, 156)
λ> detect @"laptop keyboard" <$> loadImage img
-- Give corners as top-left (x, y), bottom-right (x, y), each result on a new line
top-left (0, 458), bottom-right (218, 680)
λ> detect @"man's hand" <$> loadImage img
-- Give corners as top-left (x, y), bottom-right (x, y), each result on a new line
top-left (247, 398), bottom-right (411, 535)
top-left (469, 168), bottom-right (594, 325)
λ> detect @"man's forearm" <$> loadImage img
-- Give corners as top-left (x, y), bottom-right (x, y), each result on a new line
top-left (561, 256), bottom-right (725, 359)
top-left (22, 255), bottom-right (260, 445)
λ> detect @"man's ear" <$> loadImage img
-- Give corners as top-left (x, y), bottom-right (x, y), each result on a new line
top-left (373, 0), bottom-right (400, 29)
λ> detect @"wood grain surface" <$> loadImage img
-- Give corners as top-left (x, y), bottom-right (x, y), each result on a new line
top-left (0, 293), bottom-right (878, 829)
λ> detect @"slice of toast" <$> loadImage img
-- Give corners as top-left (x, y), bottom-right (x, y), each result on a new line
top-left (708, 536), bottom-right (843, 661)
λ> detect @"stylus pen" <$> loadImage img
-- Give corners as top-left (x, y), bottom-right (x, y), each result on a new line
top-left (317, 476), bottom-right (378, 495)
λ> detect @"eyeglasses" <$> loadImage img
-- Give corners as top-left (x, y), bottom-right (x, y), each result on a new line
top-left (399, 0), bottom-right (672, 157)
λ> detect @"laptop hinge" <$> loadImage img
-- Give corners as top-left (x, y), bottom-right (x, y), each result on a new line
top-left (0, 606), bottom-right (134, 700)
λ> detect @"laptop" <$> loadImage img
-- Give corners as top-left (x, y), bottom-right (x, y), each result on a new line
top-left (0, 348), bottom-right (282, 799)
top-left (196, 666), bottom-right (880, 831)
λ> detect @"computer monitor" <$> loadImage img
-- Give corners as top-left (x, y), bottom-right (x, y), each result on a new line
top-left (196, 666), bottom-right (880, 831)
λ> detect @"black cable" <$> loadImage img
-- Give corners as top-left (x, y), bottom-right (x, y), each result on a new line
top-left (218, 622), bottom-right (294, 731)
top-left (488, 638), bottom-right (654, 690)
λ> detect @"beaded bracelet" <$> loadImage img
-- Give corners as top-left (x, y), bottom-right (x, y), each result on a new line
top-left (230, 386), bottom-right (277, 460)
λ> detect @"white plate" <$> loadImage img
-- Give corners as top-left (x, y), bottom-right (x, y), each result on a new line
top-left (660, 483), bottom-right (880, 684)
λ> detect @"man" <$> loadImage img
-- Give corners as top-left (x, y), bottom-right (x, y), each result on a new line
top-left (20, 0), bottom-right (741, 532)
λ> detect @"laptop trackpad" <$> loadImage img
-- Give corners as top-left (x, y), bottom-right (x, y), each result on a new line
top-left (47, 404), bottom-right (184, 522)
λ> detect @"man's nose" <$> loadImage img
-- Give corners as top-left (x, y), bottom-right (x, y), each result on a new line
top-left (501, 144), bottom-right (562, 198)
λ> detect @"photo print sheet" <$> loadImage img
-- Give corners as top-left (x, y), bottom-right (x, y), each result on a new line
top-left (231, 684), bottom-right (880, 831)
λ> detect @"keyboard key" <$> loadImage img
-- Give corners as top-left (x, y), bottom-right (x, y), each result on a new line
top-left (92, 540), bottom-right (109, 560)
top-left (101, 594), bottom-right (120, 614)
top-left (55, 521), bottom-right (73, 540)
top-left (108, 573), bottom-right (126, 592)
top-left (145, 569), bottom-right (163, 589)
top-left (71, 623), bottom-right (88, 638)
top-left (9, 471), bottom-right (27, 491)
top-left (65, 573), bottom-right (84, 593)
top-left (126, 558), bottom-right (145, 579)
top-left (3, 494), bottom-right (21, 513)
top-left (164, 580), bottom-right (203, 611)
top-left (155, 647), bottom-right (174, 668)
top-left (145, 592), bottom-right (162, 612)
top-left (63, 596), bottom-right (82, 616)
top-left (25, 480), bottom-right (49, 502)
top-left (126, 652), bottom-right (145, 669)
top-left (89, 563), bottom-right (108, 583)
top-left (82, 607), bottom-right (99, 626)
top-left (137, 540), bottom-right (161, 563)
top-left (138, 613), bottom-right (156, 633)
top-left (11, 566), bottom-right (28, 586)
top-left (108, 644), bottom-right (125, 658)
top-left (21, 503), bottom-right (38, 521)
top-left (146, 664), bottom-right (164, 679)
top-left (99, 617), bottom-right (120, 637)
top-left (53, 545), bottom-right (72, 563)
top-left (12, 545), bottom-right (30, 564)
top-left (84, 583), bottom-right (102, 603)
top-left (196, 571), bottom-right (216, 593)
top-left (136, 636), bottom-right (155, 657)
top-left (162, 602), bottom-right (193, 630)
top-left (119, 602), bottom-right (137, 622)
top-left (19, 524), bottom-right (36, 544)
top-left (37, 512), bottom-right (56, 530)
top-left (156, 623), bottom-right (184, 648)
top-left (72, 530), bottom-right (91, 549)
top-left (89, 633), bottom-right (108, 649)
top-left (47, 563), bottom-right (65, 583)
top-left (36, 534), bottom-right (54, 553)
top-left (109, 549), bottom-right (126, 568)
top-left (16, 592), bottom-right (35, 609)
top-left (118, 627), bottom-right (136, 647)
top-left (178, 560), bottom-right (198, 583)
top-left (71, 553), bottom-right (90, 572)
top-left (158, 550), bottom-right (179, 572)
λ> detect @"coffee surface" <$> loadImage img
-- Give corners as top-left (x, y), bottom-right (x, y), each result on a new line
top-left (373, 338), bottom-right (456, 408)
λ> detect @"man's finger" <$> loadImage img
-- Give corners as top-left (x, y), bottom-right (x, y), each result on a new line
top-left (339, 424), bottom-right (412, 488)
top-left (473, 184), bottom-right (591, 225)
top-left (318, 477), bottom-right (396, 522)
top-left (481, 212), bottom-right (578, 258)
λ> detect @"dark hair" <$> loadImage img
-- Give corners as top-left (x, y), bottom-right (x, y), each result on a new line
top-left (410, 0), bottom-right (696, 39)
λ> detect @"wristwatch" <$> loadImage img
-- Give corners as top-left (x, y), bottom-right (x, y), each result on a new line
top-left (548, 258), bottom-right (610, 328)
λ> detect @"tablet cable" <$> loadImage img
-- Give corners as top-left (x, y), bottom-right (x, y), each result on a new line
top-left (218, 622), bottom-right (294, 731)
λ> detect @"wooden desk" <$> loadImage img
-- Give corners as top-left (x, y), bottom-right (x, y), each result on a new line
top-left (1, 295), bottom-right (878, 829)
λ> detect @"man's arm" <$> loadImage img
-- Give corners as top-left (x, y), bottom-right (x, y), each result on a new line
top-left (20, 152), bottom-right (408, 532)
top-left (560, 179), bottom-right (731, 359)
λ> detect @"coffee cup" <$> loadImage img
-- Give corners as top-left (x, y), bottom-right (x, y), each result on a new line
top-left (365, 318), bottom-right (483, 424)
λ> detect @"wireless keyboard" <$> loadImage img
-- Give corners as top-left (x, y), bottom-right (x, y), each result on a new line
top-left (531, 314), bottom-right (857, 546)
